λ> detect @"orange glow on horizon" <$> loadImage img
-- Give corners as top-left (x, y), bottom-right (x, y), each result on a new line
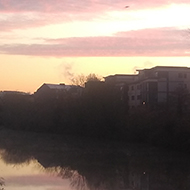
top-left (1, 55), bottom-right (190, 93)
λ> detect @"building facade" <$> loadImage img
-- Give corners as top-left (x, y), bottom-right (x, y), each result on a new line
top-left (104, 74), bottom-right (138, 103)
top-left (34, 83), bottom-right (83, 101)
top-left (128, 66), bottom-right (190, 108)
top-left (105, 66), bottom-right (190, 110)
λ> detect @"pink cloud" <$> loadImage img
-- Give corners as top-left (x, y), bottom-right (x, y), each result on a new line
top-left (0, 28), bottom-right (189, 57)
top-left (115, 27), bottom-right (187, 39)
top-left (0, 0), bottom-right (189, 13)
top-left (0, 0), bottom-right (116, 14)
top-left (0, 0), bottom-right (189, 32)
top-left (0, 1), bottom-right (115, 32)
top-left (0, 12), bottom-right (76, 32)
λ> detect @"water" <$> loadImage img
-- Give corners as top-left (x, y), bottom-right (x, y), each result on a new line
top-left (0, 129), bottom-right (190, 190)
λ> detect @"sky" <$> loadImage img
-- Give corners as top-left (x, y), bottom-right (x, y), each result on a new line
top-left (0, 157), bottom-right (73, 190)
top-left (0, 0), bottom-right (190, 93)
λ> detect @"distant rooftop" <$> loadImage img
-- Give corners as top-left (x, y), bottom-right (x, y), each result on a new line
top-left (105, 74), bottom-right (136, 78)
top-left (0, 91), bottom-right (29, 97)
top-left (137, 66), bottom-right (190, 71)
top-left (44, 83), bottom-right (78, 91)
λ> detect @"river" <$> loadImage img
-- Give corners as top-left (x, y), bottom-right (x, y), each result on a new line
top-left (0, 128), bottom-right (189, 190)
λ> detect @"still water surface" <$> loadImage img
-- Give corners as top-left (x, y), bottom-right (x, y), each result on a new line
top-left (0, 129), bottom-right (190, 190)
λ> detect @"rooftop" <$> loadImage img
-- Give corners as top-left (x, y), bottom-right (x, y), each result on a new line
top-left (137, 66), bottom-right (190, 71)
top-left (46, 83), bottom-right (82, 90)
top-left (104, 74), bottom-right (137, 78)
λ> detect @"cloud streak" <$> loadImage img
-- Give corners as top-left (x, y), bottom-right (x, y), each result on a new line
top-left (0, 12), bottom-right (73, 32)
top-left (0, 0), bottom-right (189, 33)
top-left (0, 28), bottom-right (189, 57)
top-left (0, 0), bottom-right (190, 13)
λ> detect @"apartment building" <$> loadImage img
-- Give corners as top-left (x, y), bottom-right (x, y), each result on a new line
top-left (105, 66), bottom-right (190, 109)
top-left (128, 66), bottom-right (190, 108)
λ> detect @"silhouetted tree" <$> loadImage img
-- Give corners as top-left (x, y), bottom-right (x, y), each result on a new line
top-left (71, 73), bottom-right (103, 87)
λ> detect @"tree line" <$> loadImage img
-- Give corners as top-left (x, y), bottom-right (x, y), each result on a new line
top-left (1, 75), bottom-right (190, 152)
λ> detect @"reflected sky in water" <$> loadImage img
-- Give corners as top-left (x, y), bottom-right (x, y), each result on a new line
top-left (0, 129), bottom-right (190, 190)
top-left (0, 154), bottom-right (72, 190)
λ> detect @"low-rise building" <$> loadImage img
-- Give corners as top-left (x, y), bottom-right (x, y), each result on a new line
top-left (34, 83), bottom-right (83, 101)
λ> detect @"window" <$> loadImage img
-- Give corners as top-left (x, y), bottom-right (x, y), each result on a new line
top-left (158, 71), bottom-right (168, 78)
top-left (131, 86), bottom-right (134, 90)
top-left (178, 73), bottom-right (187, 78)
top-left (137, 85), bottom-right (141, 90)
top-left (178, 73), bottom-right (183, 78)
top-left (178, 82), bottom-right (183, 88)
top-left (131, 96), bottom-right (135, 100)
top-left (137, 95), bottom-right (141, 100)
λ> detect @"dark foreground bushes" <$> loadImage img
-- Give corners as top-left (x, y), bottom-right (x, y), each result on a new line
top-left (123, 108), bottom-right (190, 152)
top-left (0, 88), bottom-right (124, 138)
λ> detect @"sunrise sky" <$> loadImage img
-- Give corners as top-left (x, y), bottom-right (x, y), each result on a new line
top-left (0, 158), bottom-right (72, 190)
top-left (0, 0), bottom-right (190, 93)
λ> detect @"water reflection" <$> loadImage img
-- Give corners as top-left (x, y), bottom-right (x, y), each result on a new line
top-left (0, 177), bottom-right (5, 190)
top-left (0, 129), bottom-right (190, 190)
